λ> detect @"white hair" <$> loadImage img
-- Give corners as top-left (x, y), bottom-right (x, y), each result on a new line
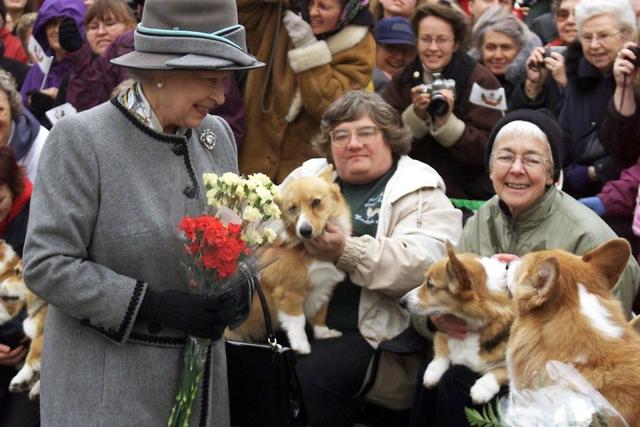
top-left (575, 0), bottom-right (637, 36)
top-left (492, 120), bottom-right (554, 172)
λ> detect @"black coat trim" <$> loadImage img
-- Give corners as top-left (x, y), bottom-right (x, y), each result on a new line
top-left (199, 345), bottom-right (213, 427)
top-left (87, 280), bottom-right (146, 343)
top-left (110, 98), bottom-right (198, 199)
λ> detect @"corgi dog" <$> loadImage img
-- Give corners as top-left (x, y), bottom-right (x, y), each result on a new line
top-left (507, 238), bottom-right (640, 425)
top-left (0, 240), bottom-right (48, 399)
top-left (400, 241), bottom-right (515, 404)
top-left (227, 166), bottom-right (352, 354)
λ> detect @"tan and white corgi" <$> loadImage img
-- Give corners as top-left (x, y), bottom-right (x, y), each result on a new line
top-left (400, 241), bottom-right (515, 404)
top-left (227, 166), bottom-right (352, 354)
top-left (0, 240), bottom-right (48, 400)
top-left (507, 238), bottom-right (640, 425)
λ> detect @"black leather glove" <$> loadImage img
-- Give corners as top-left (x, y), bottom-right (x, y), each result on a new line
top-left (138, 288), bottom-right (243, 339)
top-left (58, 17), bottom-right (83, 53)
top-left (27, 90), bottom-right (55, 121)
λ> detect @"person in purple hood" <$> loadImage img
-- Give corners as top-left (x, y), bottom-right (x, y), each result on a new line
top-left (19, 0), bottom-right (86, 126)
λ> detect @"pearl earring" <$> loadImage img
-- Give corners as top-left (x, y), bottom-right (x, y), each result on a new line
top-left (156, 81), bottom-right (163, 88)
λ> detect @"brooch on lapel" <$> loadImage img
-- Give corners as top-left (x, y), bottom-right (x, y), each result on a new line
top-left (200, 129), bottom-right (217, 151)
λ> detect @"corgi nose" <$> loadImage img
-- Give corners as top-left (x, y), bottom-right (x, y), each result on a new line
top-left (299, 223), bottom-right (313, 239)
top-left (399, 295), bottom-right (408, 309)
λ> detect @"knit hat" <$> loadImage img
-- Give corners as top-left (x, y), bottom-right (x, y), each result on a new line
top-left (486, 109), bottom-right (563, 181)
top-left (111, 0), bottom-right (263, 71)
top-left (374, 16), bottom-right (415, 46)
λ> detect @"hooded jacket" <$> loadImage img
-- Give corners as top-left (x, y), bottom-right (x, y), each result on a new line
top-left (19, 0), bottom-right (86, 106)
top-left (237, 0), bottom-right (376, 183)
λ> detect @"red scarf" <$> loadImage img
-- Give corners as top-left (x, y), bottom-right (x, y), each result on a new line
top-left (0, 177), bottom-right (32, 237)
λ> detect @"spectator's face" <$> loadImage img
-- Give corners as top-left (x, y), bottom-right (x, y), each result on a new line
top-left (417, 16), bottom-right (458, 72)
top-left (379, 0), bottom-right (417, 19)
top-left (45, 17), bottom-right (63, 54)
top-left (555, 0), bottom-right (579, 44)
top-left (0, 184), bottom-right (12, 224)
top-left (579, 13), bottom-right (628, 74)
top-left (308, 0), bottom-right (342, 36)
top-left (330, 115), bottom-right (393, 185)
top-left (86, 12), bottom-right (133, 55)
top-left (470, 0), bottom-right (513, 20)
top-left (0, 90), bottom-right (11, 147)
top-left (376, 43), bottom-right (416, 77)
top-left (490, 135), bottom-right (553, 217)
top-left (481, 30), bottom-right (519, 75)
top-left (146, 70), bottom-right (229, 134)
top-left (4, 0), bottom-right (28, 13)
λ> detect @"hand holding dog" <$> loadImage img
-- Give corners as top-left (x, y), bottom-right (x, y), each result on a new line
top-left (303, 222), bottom-right (345, 262)
top-left (431, 314), bottom-right (468, 340)
top-left (0, 344), bottom-right (28, 366)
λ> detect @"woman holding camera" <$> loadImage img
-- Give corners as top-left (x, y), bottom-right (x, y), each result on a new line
top-left (384, 2), bottom-right (502, 202)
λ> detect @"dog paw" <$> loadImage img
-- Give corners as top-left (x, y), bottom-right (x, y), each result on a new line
top-left (470, 373), bottom-right (500, 404)
top-left (9, 366), bottom-right (34, 393)
top-left (28, 380), bottom-right (40, 400)
top-left (422, 357), bottom-right (449, 388)
top-left (313, 325), bottom-right (342, 339)
top-left (290, 338), bottom-right (311, 355)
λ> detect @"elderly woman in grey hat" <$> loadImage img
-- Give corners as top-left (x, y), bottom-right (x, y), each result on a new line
top-left (22, 0), bottom-right (263, 425)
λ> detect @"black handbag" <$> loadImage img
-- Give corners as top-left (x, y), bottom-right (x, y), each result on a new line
top-left (226, 280), bottom-right (307, 427)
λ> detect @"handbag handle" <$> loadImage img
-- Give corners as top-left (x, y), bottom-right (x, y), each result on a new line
top-left (252, 278), bottom-right (281, 349)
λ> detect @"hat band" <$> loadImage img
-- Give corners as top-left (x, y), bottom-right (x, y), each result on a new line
top-left (134, 25), bottom-right (254, 66)
top-left (137, 24), bottom-right (244, 50)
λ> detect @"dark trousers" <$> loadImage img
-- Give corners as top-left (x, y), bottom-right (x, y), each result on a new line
top-left (0, 366), bottom-right (40, 427)
top-left (410, 364), bottom-right (506, 427)
top-left (295, 331), bottom-right (374, 427)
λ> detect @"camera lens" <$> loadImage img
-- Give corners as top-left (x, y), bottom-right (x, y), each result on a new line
top-left (428, 94), bottom-right (449, 117)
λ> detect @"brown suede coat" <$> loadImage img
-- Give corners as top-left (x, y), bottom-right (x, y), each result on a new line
top-left (238, 0), bottom-right (375, 183)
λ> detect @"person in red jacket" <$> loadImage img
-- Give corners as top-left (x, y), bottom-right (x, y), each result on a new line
top-left (0, 2), bottom-right (28, 63)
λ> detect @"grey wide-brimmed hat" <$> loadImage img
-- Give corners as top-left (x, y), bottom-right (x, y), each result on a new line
top-left (111, 0), bottom-right (264, 71)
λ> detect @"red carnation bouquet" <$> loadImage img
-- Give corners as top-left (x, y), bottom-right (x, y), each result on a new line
top-left (168, 172), bottom-right (281, 427)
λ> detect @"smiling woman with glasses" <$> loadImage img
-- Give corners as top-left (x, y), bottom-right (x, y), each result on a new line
top-left (281, 90), bottom-right (462, 426)
top-left (410, 108), bottom-right (640, 427)
top-left (384, 1), bottom-right (503, 202)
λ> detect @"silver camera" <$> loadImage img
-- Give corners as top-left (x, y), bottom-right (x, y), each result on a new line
top-left (421, 73), bottom-right (456, 117)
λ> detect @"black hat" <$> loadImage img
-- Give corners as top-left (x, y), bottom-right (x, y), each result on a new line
top-left (486, 109), bottom-right (563, 182)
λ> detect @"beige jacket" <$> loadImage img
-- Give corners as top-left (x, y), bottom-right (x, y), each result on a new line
top-left (283, 156), bottom-right (463, 408)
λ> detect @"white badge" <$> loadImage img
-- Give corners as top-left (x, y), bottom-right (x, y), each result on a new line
top-left (45, 103), bottom-right (78, 126)
top-left (469, 83), bottom-right (507, 112)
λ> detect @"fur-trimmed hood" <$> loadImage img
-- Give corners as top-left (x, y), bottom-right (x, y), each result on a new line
top-left (468, 31), bottom-right (542, 85)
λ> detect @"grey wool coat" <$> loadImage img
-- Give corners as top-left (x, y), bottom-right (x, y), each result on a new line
top-left (23, 99), bottom-right (239, 426)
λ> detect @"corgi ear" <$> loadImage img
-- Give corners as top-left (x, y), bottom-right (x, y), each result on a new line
top-left (319, 165), bottom-right (335, 183)
top-left (582, 238), bottom-right (630, 291)
top-left (528, 256), bottom-right (558, 308)
top-left (445, 243), bottom-right (472, 294)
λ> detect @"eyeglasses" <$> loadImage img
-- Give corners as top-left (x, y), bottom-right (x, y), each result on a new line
top-left (555, 7), bottom-right (575, 22)
top-left (86, 19), bottom-right (124, 33)
top-left (579, 31), bottom-right (621, 45)
top-left (491, 152), bottom-right (550, 169)
top-left (419, 35), bottom-right (454, 47)
top-left (330, 126), bottom-right (380, 147)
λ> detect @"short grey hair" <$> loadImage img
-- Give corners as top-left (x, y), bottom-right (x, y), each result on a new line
top-left (471, 5), bottom-right (529, 52)
top-left (491, 120), bottom-right (554, 176)
top-left (0, 70), bottom-right (22, 121)
top-left (311, 91), bottom-right (411, 164)
top-left (575, 0), bottom-right (637, 36)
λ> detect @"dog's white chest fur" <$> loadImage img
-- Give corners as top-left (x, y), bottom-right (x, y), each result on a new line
top-left (448, 333), bottom-right (496, 372)
top-left (304, 260), bottom-right (346, 317)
